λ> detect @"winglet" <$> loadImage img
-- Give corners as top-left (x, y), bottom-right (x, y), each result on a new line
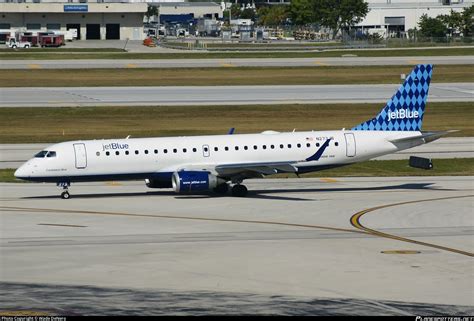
top-left (228, 128), bottom-right (235, 135)
top-left (305, 138), bottom-right (332, 161)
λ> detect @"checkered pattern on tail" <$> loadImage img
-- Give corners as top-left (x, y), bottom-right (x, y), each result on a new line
top-left (351, 64), bottom-right (433, 131)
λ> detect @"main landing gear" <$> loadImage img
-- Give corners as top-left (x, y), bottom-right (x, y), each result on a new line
top-left (231, 184), bottom-right (248, 197)
top-left (57, 182), bottom-right (71, 199)
top-left (213, 182), bottom-right (248, 197)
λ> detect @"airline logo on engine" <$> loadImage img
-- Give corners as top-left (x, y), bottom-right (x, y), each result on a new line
top-left (387, 109), bottom-right (419, 121)
top-left (102, 142), bottom-right (129, 151)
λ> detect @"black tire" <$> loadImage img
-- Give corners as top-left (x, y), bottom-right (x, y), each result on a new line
top-left (231, 184), bottom-right (248, 197)
top-left (61, 191), bottom-right (70, 199)
top-left (24, 45), bottom-right (29, 48)
top-left (213, 183), bottom-right (229, 194)
top-left (12, 45), bottom-right (17, 49)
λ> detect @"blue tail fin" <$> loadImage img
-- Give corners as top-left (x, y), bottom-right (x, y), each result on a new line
top-left (352, 64), bottom-right (433, 131)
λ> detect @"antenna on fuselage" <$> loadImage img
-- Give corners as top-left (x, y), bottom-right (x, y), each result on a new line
top-left (126, 135), bottom-right (131, 139)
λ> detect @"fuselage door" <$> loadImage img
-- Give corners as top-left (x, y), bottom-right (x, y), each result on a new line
top-left (202, 144), bottom-right (210, 157)
top-left (344, 133), bottom-right (356, 157)
top-left (73, 143), bottom-right (87, 169)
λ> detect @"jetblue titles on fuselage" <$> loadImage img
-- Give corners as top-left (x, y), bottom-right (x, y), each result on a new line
top-left (102, 142), bottom-right (129, 151)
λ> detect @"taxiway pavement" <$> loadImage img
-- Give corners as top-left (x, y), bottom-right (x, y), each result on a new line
top-left (1, 56), bottom-right (473, 69)
top-left (0, 83), bottom-right (472, 107)
top-left (0, 176), bottom-right (473, 314)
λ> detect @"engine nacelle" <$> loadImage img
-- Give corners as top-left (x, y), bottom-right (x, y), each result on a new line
top-left (145, 178), bottom-right (172, 188)
top-left (172, 171), bottom-right (224, 194)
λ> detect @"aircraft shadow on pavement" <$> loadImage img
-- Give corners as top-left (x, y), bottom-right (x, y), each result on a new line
top-left (22, 182), bottom-right (453, 202)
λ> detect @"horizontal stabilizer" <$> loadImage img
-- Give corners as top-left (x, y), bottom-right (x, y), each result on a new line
top-left (388, 130), bottom-right (455, 144)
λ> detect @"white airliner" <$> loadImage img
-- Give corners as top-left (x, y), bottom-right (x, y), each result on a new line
top-left (15, 64), bottom-right (446, 199)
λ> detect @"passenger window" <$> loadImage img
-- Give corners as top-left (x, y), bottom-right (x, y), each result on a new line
top-left (154, 149), bottom-right (158, 154)
top-left (164, 149), bottom-right (168, 153)
top-left (135, 150), bottom-right (139, 155)
top-left (225, 147), bottom-right (229, 151)
top-left (271, 145), bottom-right (275, 149)
top-left (262, 145), bottom-right (267, 150)
top-left (106, 151), bottom-right (110, 156)
top-left (145, 150), bottom-right (149, 154)
top-left (203, 147), bottom-right (208, 152)
top-left (316, 143), bottom-right (320, 147)
top-left (125, 151), bottom-right (129, 155)
top-left (306, 143), bottom-right (311, 147)
top-left (214, 147), bottom-right (219, 152)
top-left (96, 152), bottom-right (100, 156)
top-left (34, 150), bottom-right (48, 158)
top-left (183, 148), bottom-right (187, 153)
top-left (235, 146), bottom-right (239, 151)
top-left (335, 142), bottom-right (339, 146)
top-left (173, 149), bottom-right (177, 153)
top-left (244, 146), bottom-right (248, 150)
top-left (297, 143), bottom-right (301, 148)
top-left (280, 144), bottom-right (284, 149)
top-left (193, 148), bottom-right (197, 152)
top-left (115, 151), bottom-right (120, 156)
top-left (287, 144), bottom-right (292, 148)
top-left (253, 145), bottom-right (257, 150)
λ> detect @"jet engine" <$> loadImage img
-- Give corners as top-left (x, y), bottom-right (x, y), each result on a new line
top-left (145, 178), bottom-right (172, 188)
top-left (171, 171), bottom-right (225, 194)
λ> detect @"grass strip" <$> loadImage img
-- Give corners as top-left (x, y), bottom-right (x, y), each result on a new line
top-left (0, 102), bottom-right (471, 143)
top-left (0, 65), bottom-right (472, 87)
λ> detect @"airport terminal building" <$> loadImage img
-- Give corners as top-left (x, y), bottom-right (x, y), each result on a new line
top-left (0, 0), bottom-right (147, 40)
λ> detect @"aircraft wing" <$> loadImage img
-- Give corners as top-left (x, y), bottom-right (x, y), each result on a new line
top-left (215, 161), bottom-right (298, 176)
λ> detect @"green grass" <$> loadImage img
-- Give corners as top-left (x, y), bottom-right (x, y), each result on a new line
top-left (0, 47), bottom-right (472, 60)
top-left (0, 102), bottom-right (471, 143)
top-left (1, 65), bottom-right (472, 87)
top-left (0, 169), bottom-right (18, 183)
top-left (2, 158), bottom-right (472, 183)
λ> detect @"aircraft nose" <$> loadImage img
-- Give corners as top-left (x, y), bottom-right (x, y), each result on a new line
top-left (14, 164), bottom-right (29, 179)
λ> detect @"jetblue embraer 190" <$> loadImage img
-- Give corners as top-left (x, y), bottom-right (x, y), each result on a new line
top-left (15, 64), bottom-right (446, 199)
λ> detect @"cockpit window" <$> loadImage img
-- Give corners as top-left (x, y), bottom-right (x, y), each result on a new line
top-left (34, 150), bottom-right (48, 158)
top-left (34, 150), bottom-right (57, 158)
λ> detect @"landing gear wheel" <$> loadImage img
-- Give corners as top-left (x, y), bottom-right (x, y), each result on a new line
top-left (231, 184), bottom-right (248, 197)
top-left (213, 183), bottom-right (229, 194)
top-left (61, 191), bottom-right (70, 199)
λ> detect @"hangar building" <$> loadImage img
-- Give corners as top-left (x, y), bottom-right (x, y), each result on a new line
top-left (0, 0), bottom-right (147, 40)
top-left (356, 0), bottom-right (473, 37)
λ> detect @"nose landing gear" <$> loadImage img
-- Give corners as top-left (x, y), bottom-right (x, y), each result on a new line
top-left (57, 181), bottom-right (71, 199)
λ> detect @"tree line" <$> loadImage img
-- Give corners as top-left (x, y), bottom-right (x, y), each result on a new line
top-left (228, 0), bottom-right (369, 38)
top-left (416, 6), bottom-right (473, 39)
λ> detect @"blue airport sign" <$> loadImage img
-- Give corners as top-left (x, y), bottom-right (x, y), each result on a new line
top-left (64, 5), bottom-right (88, 12)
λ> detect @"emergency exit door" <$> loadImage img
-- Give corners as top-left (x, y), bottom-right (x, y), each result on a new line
top-left (73, 143), bottom-right (87, 169)
top-left (344, 133), bottom-right (356, 157)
